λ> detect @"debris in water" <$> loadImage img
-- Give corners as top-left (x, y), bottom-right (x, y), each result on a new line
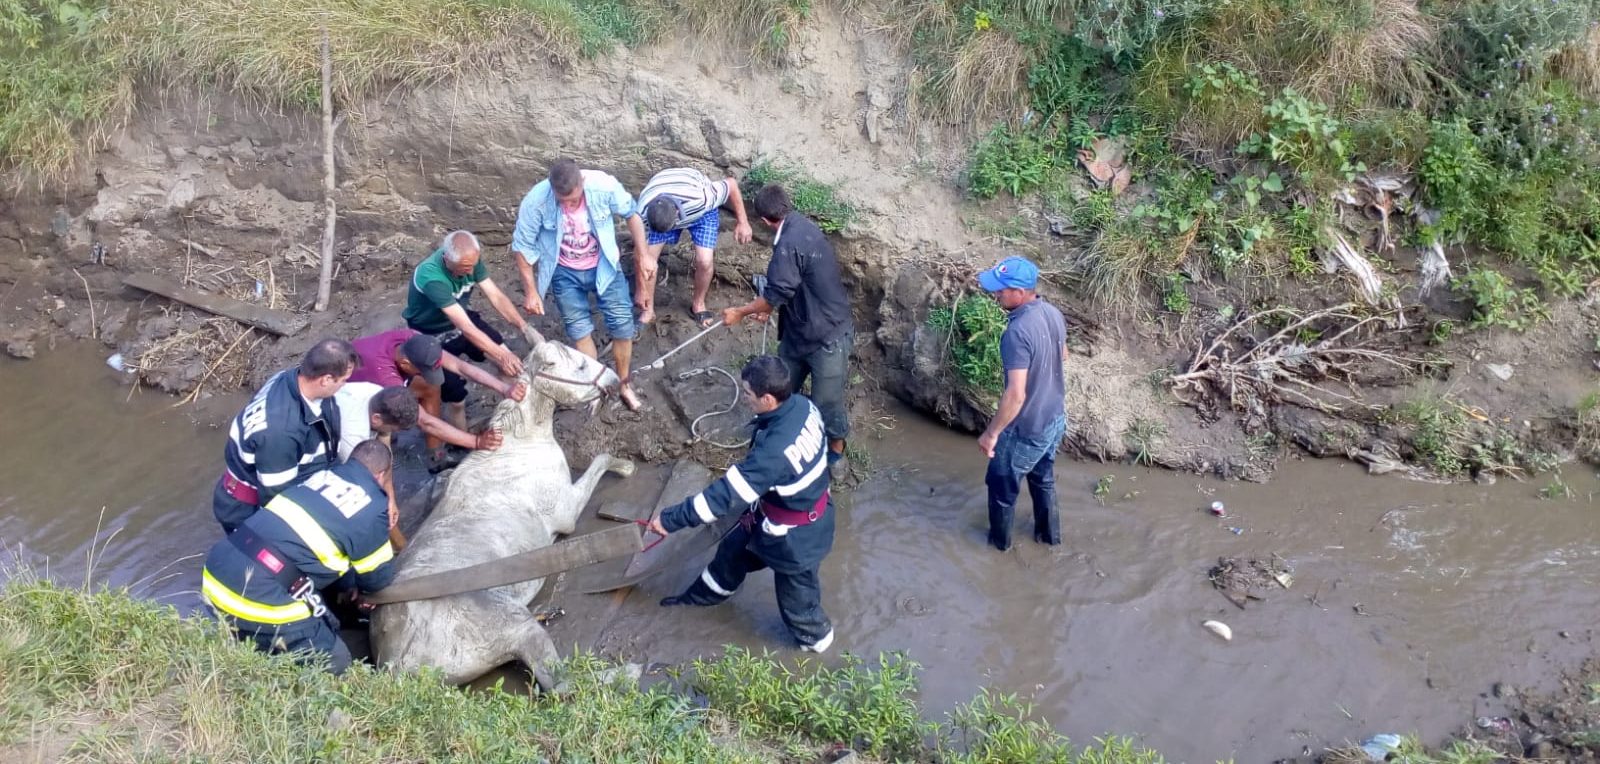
top-left (1209, 555), bottom-right (1294, 608)
top-left (1226, 526), bottom-right (1245, 535)
top-left (1202, 620), bottom-right (1232, 641)
top-left (1209, 501), bottom-right (1226, 517)
top-left (106, 353), bottom-right (124, 371)
top-left (1476, 716), bottom-right (1512, 734)
top-left (1360, 733), bottom-right (1404, 761)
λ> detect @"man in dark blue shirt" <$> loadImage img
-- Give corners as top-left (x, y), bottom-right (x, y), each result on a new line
top-left (975, 256), bottom-right (1068, 551)
top-left (648, 355), bottom-right (837, 653)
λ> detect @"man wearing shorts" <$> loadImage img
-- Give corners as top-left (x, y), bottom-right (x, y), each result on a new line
top-left (635, 167), bottom-right (753, 327)
top-left (511, 158), bottom-right (647, 410)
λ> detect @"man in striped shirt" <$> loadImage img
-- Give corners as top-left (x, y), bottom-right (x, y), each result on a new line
top-left (636, 167), bottom-right (753, 327)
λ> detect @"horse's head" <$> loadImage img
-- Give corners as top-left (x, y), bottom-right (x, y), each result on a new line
top-left (526, 338), bottom-right (619, 407)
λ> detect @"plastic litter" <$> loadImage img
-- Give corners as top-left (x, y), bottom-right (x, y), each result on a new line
top-left (1360, 733), bottom-right (1403, 761)
top-left (1210, 501), bottom-right (1226, 517)
top-left (1201, 620), bottom-right (1232, 641)
top-left (1476, 716), bottom-right (1512, 734)
top-left (105, 353), bottom-right (124, 371)
top-left (1226, 526), bottom-right (1245, 535)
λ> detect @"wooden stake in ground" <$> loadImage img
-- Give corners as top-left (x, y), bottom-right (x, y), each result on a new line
top-left (314, 25), bottom-right (337, 312)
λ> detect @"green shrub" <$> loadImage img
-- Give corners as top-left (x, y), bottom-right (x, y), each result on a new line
top-left (969, 123), bottom-right (1059, 198)
top-left (1418, 118), bottom-right (1495, 243)
top-left (928, 294), bottom-right (1009, 396)
top-left (1160, 271), bottom-right (1190, 313)
top-left (1451, 267), bottom-right (1548, 330)
top-left (743, 157), bottom-right (856, 233)
top-left (1237, 88), bottom-right (1362, 181)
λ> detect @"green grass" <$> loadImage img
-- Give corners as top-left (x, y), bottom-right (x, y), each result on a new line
top-left (927, 293), bottom-right (1009, 398)
top-left (743, 157), bottom-right (857, 233)
top-left (0, 577), bottom-right (1203, 763)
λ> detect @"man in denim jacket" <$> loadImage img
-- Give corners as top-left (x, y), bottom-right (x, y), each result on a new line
top-left (975, 256), bottom-right (1068, 551)
top-left (512, 159), bottom-right (649, 410)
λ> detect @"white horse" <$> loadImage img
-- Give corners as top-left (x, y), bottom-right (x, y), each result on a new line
top-left (371, 336), bottom-right (633, 685)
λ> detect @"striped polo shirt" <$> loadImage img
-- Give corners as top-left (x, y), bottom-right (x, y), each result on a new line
top-left (638, 168), bottom-right (731, 229)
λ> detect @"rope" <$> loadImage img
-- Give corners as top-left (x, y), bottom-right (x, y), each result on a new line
top-left (679, 366), bottom-right (750, 449)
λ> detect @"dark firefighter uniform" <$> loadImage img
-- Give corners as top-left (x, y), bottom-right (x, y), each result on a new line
top-left (200, 460), bottom-right (395, 673)
top-left (214, 368), bottom-right (343, 532)
top-left (659, 393), bottom-right (836, 652)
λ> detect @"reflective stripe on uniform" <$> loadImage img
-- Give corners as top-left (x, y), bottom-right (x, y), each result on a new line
top-left (774, 455), bottom-right (827, 497)
top-left (201, 569), bottom-right (310, 625)
top-left (351, 542), bottom-right (394, 574)
top-left (266, 496), bottom-right (351, 574)
top-left (692, 494), bottom-right (715, 524)
top-left (725, 466), bottom-right (760, 503)
top-left (700, 568), bottom-right (734, 596)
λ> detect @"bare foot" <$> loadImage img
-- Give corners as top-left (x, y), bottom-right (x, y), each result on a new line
top-left (637, 307), bottom-right (656, 326)
top-left (619, 384), bottom-right (643, 412)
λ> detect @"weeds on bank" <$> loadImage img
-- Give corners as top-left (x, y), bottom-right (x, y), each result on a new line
top-left (928, 293), bottom-right (1009, 398)
top-left (3, 579), bottom-right (1193, 764)
top-left (1390, 395), bottom-right (1554, 478)
top-left (743, 157), bottom-right (857, 233)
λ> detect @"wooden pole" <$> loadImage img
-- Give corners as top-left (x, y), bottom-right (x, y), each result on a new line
top-left (315, 25), bottom-right (336, 312)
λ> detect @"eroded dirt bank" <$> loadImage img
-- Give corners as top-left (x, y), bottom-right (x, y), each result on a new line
top-left (2, 12), bottom-right (1598, 482)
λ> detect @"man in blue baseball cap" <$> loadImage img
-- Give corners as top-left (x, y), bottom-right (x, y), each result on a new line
top-left (975, 256), bottom-right (1068, 551)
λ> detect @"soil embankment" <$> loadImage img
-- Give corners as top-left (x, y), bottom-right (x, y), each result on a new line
top-left (4, 11), bottom-right (1595, 481)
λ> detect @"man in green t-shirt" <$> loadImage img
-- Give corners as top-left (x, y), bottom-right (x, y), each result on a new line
top-left (402, 230), bottom-right (531, 433)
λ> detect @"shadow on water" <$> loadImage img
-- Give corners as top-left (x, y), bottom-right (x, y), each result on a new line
top-left (5, 343), bottom-right (1600, 761)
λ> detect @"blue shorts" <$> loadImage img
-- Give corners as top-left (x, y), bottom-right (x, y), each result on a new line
top-left (645, 212), bottom-right (720, 249)
top-left (551, 265), bottom-right (637, 342)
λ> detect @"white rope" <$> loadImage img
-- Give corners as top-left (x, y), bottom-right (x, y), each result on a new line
top-left (679, 366), bottom-right (750, 449)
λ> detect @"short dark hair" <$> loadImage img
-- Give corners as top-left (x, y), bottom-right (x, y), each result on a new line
top-left (741, 355), bottom-right (792, 402)
top-left (752, 184), bottom-right (793, 222)
top-left (644, 197), bottom-right (678, 233)
top-left (549, 159), bottom-right (583, 196)
top-left (350, 439), bottom-right (393, 476)
top-left (370, 386), bottom-right (420, 429)
top-left (301, 338), bottom-right (360, 379)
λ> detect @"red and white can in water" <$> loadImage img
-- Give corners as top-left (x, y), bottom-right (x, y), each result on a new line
top-left (1209, 501), bottom-right (1226, 517)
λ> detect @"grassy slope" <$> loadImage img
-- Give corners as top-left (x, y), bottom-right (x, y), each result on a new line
top-left (0, 579), bottom-right (1200, 763)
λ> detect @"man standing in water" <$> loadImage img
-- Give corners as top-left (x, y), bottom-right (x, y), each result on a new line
top-left (721, 184), bottom-right (853, 479)
top-left (648, 356), bottom-right (837, 653)
top-left (975, 256), bottom-right (1067, 551)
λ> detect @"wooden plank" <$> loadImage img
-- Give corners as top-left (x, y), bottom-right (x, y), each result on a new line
top-left (367, 524), bottom-right (643, 605)
top-left (596, 461), bottom-right (711, 523)
top-left (122, 272), bottom-right (309, 337)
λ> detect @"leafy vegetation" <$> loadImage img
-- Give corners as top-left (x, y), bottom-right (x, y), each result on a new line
top-left (928, 293), bottom-right (1010, 397)
top-left (743, 157), bottom-right (857, 233)
top-left (1, 578), bottom-right (1197, 764)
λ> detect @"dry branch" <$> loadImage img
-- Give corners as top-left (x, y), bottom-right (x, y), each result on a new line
top-left (1169, 303), bottom-right (1425, 416)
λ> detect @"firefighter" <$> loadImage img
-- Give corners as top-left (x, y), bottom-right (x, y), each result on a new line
top-left (648, 355), bottom-right (837, 653)
top-left (200, 439), bottom-right (399, 674)
top-left (213, 338), bottom-right (361, 532)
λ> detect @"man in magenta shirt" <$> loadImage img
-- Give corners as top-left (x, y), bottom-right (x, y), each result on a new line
top-left (349, 328), bottom-right (527, 460)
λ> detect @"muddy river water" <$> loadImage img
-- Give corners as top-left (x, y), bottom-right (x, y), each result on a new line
top-left (4, 343), bottom-right (1599, 762)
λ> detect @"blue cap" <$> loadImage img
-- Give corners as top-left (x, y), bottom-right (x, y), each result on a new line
top-left (977, 256), bottom-right (1039, 292)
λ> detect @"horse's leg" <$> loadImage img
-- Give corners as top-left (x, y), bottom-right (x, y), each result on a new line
top-left (558, 454), bottom-right (635, 533)
top-left (507, 618), bottom-right (561, 691)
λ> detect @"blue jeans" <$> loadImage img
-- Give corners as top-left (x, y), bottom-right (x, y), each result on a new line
top-left (986, 414), bottom-right (1066, 550)
top-left (551, 265), bottom-right (637, 343)
top-left (779, 330), bottom-right (852, 443)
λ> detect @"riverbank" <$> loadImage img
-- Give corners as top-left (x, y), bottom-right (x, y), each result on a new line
top-left (6, 0), bottom-right (1600, 483)
top-left (0, 577), bottom-right (1170, 763)
top-left (5, 577), bottom-right (1555, 763)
